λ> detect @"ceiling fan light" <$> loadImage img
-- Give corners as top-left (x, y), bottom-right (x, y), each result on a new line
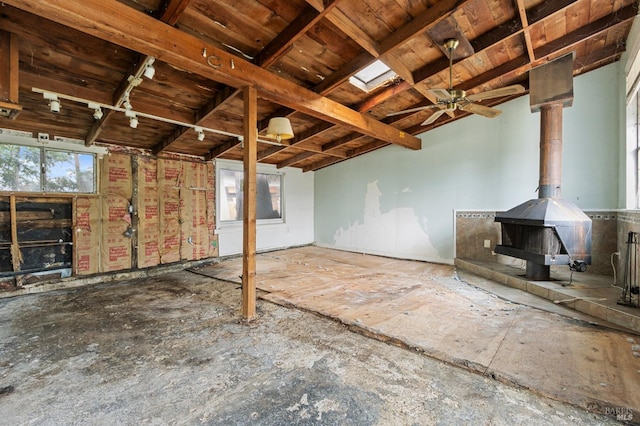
top-left (265, 117), bottom-right (294, 143)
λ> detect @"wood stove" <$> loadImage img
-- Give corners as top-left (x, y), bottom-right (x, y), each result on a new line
top-left (494, 54), bottom-right (592, 280)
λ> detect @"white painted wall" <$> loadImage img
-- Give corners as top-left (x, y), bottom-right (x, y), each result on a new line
top-left (216, 160), bottom-right (314, 256)
top-left (314, 62), bottom-right (622, 263)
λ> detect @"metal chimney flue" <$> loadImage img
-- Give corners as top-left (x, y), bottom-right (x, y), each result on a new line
top-left (538, 103), bottom-right (562, 199)
top-left (494, 53), bottom-right (592, 281)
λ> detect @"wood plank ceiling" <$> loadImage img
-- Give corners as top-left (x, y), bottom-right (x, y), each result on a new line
top-left (0, 0), bottom-right (637, 171)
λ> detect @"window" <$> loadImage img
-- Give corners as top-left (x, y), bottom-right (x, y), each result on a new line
top-left (217, 161), bottom-right (283, 224)
top-left (349, 60), bottom-right (398, 92)
top-left (0, 143), bottom-right (96, 193)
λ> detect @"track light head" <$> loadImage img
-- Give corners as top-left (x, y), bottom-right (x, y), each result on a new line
top-left (195, 126), bottom-right (205, 141)
top-left (143, 57), bottom-right (156, 80)
top-left (123, 99), bottom-right (133, 110)
top-left (93, 108), bottom-right (103, 120)
top-left (125, 109), bottom-right (138, 128)
top-left (43, 92), bottom-right (60, 113)
top-left (88, 102), bottom-right (103, 120)
top-left (49, 99), bottom-right (61, 113)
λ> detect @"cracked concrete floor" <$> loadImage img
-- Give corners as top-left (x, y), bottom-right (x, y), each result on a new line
top-left (0, 271), bottom-right (626, 425)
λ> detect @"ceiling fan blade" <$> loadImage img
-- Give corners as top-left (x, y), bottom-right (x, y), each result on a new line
top-left (386, 104), bottom-right (440, 117)
top-left (421, 108), bottom-right (447, 125)
top-left (459, 102), bottom-right (502, 118)
top-left (428, 88), bottom-right (453, 101)
top-left (465, 84), bottom-right (525, 101)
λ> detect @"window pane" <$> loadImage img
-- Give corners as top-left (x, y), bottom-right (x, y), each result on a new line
top-left (353, 60), bottom-right (392, 84)
top-left (257, 173), bottom-right (281, 219)
top-left (219, 168), bottom-right (282, 222)
top-left (44, 150), bottom-right (95, 193)
top-left (0, 144), bottom-right (41, 191)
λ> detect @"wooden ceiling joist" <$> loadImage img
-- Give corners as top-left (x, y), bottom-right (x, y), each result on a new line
top-left (2, 0), bottom-right (635, 171)
top-left (5, 0), bottom-right (420, 151)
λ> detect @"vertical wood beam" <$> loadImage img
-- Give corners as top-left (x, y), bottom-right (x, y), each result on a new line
top-left (9, 195), bottom-right (21, 272)
top-left (0, 31), bottom-right (18, 102)
top-left (131, 156), bottom-right (139, 269)
top-left (0, 30), bottom-right (22, 118)
top-left (242, 86), bottom-right (257, 320)
top-left (72, 196), bottom-right (77, 276)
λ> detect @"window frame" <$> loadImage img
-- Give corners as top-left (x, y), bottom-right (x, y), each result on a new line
top-left (349, 60), bottom-right (398, 92)
top-left (215, 159), bottom-right (285, 228)
top-left (0, 138), bottom-right (98, 194)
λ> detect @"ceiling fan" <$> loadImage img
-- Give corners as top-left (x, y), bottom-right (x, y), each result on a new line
top-left (387, 38), bottom-right (525, 125)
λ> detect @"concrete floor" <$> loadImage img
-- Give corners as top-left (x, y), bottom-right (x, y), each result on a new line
top-left (0, 247), bottom-right (637, 424)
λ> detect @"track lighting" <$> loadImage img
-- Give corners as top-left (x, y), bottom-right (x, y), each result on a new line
top-left (33, 88), bottom-right (287, 146)
top-left (88, 102), bottom-right (103, 120)
top-left (123, 98), bottom-right (133, 110)
top-left (143, 57), bottom-right (156, 80)
top-left (125, 109), bottom-right (138, 128)
top-left (195, 126), bottom-right (205, 141)
top-left (43, 92), bottom-right (60, 113)
top-left (49, 99), bottom-right (61, 113)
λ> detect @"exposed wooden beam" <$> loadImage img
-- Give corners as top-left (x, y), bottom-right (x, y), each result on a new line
top-left (302, 155), bottom-right (339, 172)
top-left (347, 140), bottom-right (389, 158)
top-left (88, 0), bottom-right (194, 146)
top-left (152, 126), bottom-right (190, 156)
top-left (324, 10), bottom-right (379, 57)
top-left (242, 86), bottom-right (257, 320)
top-left (152, 86), bottom-right (241, 154)
top-left (276, 151), bottom-right (317, 168)
top-left (7, 0), bottom-right (420, 150)
top-left (515, 0), bottom-right (535, 62)
top-left (257, 1), bottom-right (466, 159)
top-left (315, 0), bottom-right (468, 96)
top-left (258, 121), bottom-right (335, 160)
top-left (314, 51), bottom-right (374, 95)
top-left (526, 0), bottom-right (577, 25)
top-left (379, 0), bottom-right (466, 54)
top-left (205, 138), bottom-right (241, 161)
top-left (85, 109), bottom-right (116, 146)
top-left (534, 4), bottom-right (638, 59)
top-left (0, 31), bottom-right (22, 118)
top-left (254, 1), bottom-right (341, 68)
top-left (369, 0), bottom-right (581, 115)
top-left (574, 43), bottom-right (624, 74)
top-left (321, 133), bottom-right (365, 151)
top-left (355, 80), bottom-right (412, 113)
top-left (158, 0), bottom-right (193, 25)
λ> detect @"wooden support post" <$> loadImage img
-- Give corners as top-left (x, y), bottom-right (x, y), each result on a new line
top-left (0, 30), bottom-right (22, 118)
top-left (71, 196), bottom-right (77, 276)
top-left (9, 195), bottom-right (21, 272)
top-left (242, 86), bottom-right (257, 320)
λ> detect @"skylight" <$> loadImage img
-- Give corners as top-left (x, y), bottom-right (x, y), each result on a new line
top-left (349, 60), bottom-right (397, 92)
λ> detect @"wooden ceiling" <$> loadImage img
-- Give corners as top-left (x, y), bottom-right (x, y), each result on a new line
top-left (0, 0), bottom-right (637, 171)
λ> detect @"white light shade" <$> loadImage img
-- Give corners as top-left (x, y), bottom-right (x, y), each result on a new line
top-left (129, 115), bottom-right (138, 129)
top-left (265, 117), bottom-right (294, 142)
